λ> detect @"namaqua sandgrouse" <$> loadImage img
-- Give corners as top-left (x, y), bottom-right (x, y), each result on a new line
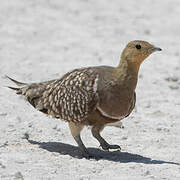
top-left (7, 40), bottom-right (161, 158)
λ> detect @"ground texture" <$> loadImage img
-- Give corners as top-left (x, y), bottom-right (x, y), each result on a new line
top-left (0, 0), bottom-right (180, 179)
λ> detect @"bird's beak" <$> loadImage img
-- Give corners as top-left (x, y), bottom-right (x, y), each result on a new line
top-left (151, 47), bottom-right (162, 52)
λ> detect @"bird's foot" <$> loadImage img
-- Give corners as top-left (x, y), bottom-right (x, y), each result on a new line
top-left (100, 143), bottom-right (121, 151)
top-left (82, 151), bottom-right (94, 159)
top-left (81, 149), bottom-right (100, 160)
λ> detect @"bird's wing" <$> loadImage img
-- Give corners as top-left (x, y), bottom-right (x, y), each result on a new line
top-left (41, 68), bottom-right (99, 122)
top-left (7, 68), bottom-right (99, 122)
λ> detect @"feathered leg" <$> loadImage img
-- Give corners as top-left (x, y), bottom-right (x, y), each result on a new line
top-left (91, 124), bottom-right (121, 151)
top-left (68, 122), bottom-right (94, 158)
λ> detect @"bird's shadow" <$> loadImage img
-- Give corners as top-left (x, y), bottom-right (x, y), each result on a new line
top-left (26, 139), bottom-right (179, 165)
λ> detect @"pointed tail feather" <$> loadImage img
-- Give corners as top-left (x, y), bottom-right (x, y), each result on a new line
top-left (6, 86), bottom-right (22, 94)
top-left (5, 75), bottom-right (27, 86)
top-left (7, 86), bottom-right (20, 91)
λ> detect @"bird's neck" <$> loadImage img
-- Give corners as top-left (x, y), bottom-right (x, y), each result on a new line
top-left (114, 58), bottom-right (140, 90)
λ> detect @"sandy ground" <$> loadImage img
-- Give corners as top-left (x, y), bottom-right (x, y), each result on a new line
top-left (0, 0), bottom-right (180, 179)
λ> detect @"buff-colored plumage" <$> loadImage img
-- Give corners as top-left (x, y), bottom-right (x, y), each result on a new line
top-left (7, 40), bottom-right (161, 158)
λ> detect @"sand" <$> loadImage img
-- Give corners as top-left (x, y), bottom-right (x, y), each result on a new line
top-left (0, 0), bottom-right (180, 179)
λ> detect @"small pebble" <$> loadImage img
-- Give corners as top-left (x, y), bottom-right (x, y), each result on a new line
top-left (165, 77), bottom-right (178, 82)
top-left (16, 116), bottom-right (22, 122)
top-left (0, 141), bottom-right (8, 148)
top-left (0, 162), bottom-right (6, 168)
top-left (28, 122), bottom-right (33, 127)
top-left (15, 160), bottom-right (25, 164)
top-left (169, 85), bottom-right (179, 90)
top-left (156, 127), bottom-right (162, 131)
top-left (52, 125), bottom-right (57, 129)
top-left (0, 113), bottom-right (7, 116)
top-left (52, 125), bottom-right (61, 131)
top-left (37, 129), bottom-right (42, 133)
top-left (14, 171), bottom-right (23, 179)
top-left (144, 29), bottom-right (151, 35)
top-left (144, 170), bottom-right (150, 176)
top-left (163, 128), bottom-right (170, 132)
top-left (121, 136), bottom-right (128, 140)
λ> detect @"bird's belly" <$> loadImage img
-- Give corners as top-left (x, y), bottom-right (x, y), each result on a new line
top-left (97, 106), bottom-right (125, 120)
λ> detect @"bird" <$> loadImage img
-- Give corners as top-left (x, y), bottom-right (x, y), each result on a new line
top-left (7, 40), bottom-right (162, 158)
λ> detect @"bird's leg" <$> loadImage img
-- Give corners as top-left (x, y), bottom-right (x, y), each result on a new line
top-left (68, 122), bottom-right (92, 158)
top-left (91, 125), bottom-right (121, 151)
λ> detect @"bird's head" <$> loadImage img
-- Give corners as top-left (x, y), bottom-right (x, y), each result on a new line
top-left (121, 40), bottom-right (162, 67)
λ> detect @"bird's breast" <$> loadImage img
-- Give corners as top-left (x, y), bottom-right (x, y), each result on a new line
top-left (97, 86), bottom-right (135, 120)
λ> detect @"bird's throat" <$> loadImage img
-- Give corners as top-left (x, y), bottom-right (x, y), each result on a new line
top-left (114, 59), bottom-right (139, 90)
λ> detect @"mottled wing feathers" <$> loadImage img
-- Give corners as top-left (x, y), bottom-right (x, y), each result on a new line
top-left (8, 68), bottom-right (99, 123)
top-left (42, 68), bottom-right (99, 122)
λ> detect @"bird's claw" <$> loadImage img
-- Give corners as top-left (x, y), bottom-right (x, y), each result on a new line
top-left (100, 143), bottom-right (121, 151)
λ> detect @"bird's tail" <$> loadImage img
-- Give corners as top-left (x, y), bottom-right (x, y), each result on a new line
top-left (6, 75), bottom-right (27, 94)
top-left (6, 76), bottom-right (55, 114)
top-left (5, 75), bottom-right (27, 86)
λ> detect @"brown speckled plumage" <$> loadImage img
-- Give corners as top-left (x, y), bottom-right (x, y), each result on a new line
top-left (7, 40), bottom-right (161, 158)
top-left (41, 68), bottom-right (99, 122)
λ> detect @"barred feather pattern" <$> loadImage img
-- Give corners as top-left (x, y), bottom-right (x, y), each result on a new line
top-left (41, 68), bottom-right (99, 122)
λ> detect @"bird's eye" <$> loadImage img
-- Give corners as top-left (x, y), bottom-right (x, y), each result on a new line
top-left (136, 44), bottom-right (141, 49)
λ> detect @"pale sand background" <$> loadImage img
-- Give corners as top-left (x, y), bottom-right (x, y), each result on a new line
top-left (0, 0), bottom-right (180, 179)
